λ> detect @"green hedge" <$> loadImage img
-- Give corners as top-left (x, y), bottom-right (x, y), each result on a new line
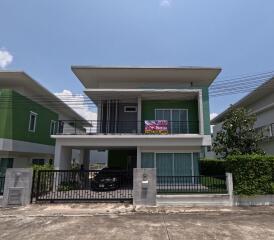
top-left (226, 155), bottom-right (274, 195)
top-left (200, 159), bottom-right (226, 176)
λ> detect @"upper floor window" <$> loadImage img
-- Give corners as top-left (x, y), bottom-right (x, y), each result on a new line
top-left (32, 158), bottom-right (45, 165)
top-left (28, 111), bottom-right (38, 132)
top-left (50, 120), bottom-right (57, 135)
top-left (155, 109), bottom-right (189, 134)
top-left (124, 106), bottom-right (137, 113)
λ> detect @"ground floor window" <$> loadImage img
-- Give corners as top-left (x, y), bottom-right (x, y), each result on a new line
top-left (32, 159), bottom-right (45, 165)
top-left (0, 158), bottom-right (13, 177)
top-left (141, 152), bottom-right (199, 176)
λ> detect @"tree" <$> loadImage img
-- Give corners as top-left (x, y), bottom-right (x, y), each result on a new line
top-left (213, 107), bottom-right (264, 158)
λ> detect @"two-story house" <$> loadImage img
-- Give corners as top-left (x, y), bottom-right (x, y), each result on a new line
top-left (211, 76), bottom-right (274, 155)
top-left (53, 66), bottom-right (221, 178)
top-left (0, 71), bottom-right (87, 178)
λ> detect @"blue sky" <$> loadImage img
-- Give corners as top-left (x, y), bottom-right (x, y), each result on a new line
top-left (1, 0), bottom-right (274, 118)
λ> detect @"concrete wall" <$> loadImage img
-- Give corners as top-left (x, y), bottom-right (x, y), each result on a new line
top-left (117, 103), bottom-right (138, 133)
top-left (2, 168), bottom-right (33, 206)
top-left (247, 91), bottom-right (274, 114)
top-left (133, 168), bottom-right (156, 206)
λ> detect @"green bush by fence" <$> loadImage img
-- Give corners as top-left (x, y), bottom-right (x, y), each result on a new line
top-left (32, 164), bottom-right (54, 195)
top-left (226, 155), bottom-right (274, 195)
top-left (200, 159), bottom-right (226, 176)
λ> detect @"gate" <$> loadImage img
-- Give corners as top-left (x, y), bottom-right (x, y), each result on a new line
top-left (32, 170), bottom-right (133, 203)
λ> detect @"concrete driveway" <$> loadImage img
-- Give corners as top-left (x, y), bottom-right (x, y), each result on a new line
top-left (0, 204), bottom-right (274, 240)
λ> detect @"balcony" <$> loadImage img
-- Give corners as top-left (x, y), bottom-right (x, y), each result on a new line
top-left (55, 120), bottom-right (200, 135)
top-left (256, 123), bottom-right (274, 139)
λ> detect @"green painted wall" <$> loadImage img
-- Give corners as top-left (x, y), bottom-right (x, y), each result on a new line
top-left (141, 87), bottom-right (211, 135)
top-left (141, 100), bottom-right (199, 133)
top-left (108, 149), bottom-right (136, 169)
top-left (0, 89), bottom-right (58, 146)
top-left (0, 90), bottom-right (13, 140)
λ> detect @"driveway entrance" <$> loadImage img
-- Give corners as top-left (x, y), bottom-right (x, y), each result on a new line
top-left (32, 170), bottom-right (133, 203)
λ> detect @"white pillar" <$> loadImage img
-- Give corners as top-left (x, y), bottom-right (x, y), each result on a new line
top-left (137, 146), bottom-right (141, 168)
top-left (137, 97), bottom-right (142, 134)
top-left (54, 144), bottom-right (72, 170)
top-left (97, 102), bottom-right (102, 133)
top-left (198, 90), bottom-right (204, 135)
top-left (226, 172), bottom-right (234, 206)
top-left (83, 149), bottom-right (90, 170)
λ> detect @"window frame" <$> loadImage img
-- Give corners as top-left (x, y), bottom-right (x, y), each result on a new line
top-left (50, 120), bottom-right (57, 135)
top-left (124, 106), bottom-right (137, 113)
top-left (28, 111), bottom-right (38, 133)
top-left (32, 158), bottom-right (45, 166)
top-left (141, 151), bottom-right (199, 179)
top-left (154, 108), bottom-right (189, 133)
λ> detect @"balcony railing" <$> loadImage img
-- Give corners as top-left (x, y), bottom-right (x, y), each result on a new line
top-left (255, 123), bottom-right (274, 139)
top-left (55, 120), bottom-right (200, 135)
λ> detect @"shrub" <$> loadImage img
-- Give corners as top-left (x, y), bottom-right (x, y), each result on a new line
top-left (200, 159), bottom-right (226, 176)
top-left (32, 163), bottom-right (54, 172)
top-left (226, 154), bottom-right (274, 195)
top-left (32, 164), bottom-right (54, 195)
top-left (58, 181), bottom-right (79, 191)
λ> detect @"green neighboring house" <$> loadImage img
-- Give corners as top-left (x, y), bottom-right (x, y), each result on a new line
top-left (0, 71), bottom-right (86, 178)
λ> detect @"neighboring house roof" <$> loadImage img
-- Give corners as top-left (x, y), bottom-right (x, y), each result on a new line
top-left (71, 66), bottom-right (222, 88)
top-left (0, 71), bottom-right (87, 122)
top-left (211, 77), bottom-right (274, 125)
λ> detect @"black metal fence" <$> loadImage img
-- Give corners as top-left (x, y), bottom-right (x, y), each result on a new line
top-left (32, 170), bottom-right (133, 202)
top-left (157, 175), bottom-right (227, 194)
top-left (55, 120), bottom-right (200, 135)
top-left (0, 177), bottom-right (5, 195)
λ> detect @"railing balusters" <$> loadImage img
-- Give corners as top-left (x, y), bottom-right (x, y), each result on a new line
top-left (56, 120), bottom-right (199, 135)
top-left (157, 175), bottom-right (227, 194)
top-left (33, 169), bottom-right (133, 202)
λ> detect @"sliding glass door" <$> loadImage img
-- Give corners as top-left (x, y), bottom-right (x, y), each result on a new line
top-left (155, 109), bottom-right (188, 133)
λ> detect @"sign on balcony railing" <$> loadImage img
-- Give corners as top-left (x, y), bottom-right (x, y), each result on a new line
top-left (144, 120), bottom-right (168, 134)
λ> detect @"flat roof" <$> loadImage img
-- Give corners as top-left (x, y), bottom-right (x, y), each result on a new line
top-left (84, 89), bottom-right (200, 105)
top-left (211, 76), bottom-right (274, 124)
top-left (0, 71), bottom-right (87, 122)
top-left (71, 66), bottom-right (222, 88)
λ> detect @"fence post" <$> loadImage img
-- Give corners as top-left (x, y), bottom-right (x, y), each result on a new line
top-left (133, 168), bottom-right (157, 206)
top-left (30, 170), bottom-right (36, 203)
top-left (36, 171), bottom-right (41, 202)
top-left (226, 172), bottom-right (234, 206)
top-left (2, 168), bottom-right (33, 207)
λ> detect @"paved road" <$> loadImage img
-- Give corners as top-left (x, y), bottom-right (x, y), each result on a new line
top-left (0, 205), bottom-right (274, 240)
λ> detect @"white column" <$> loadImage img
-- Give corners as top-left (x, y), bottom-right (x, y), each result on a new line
top-left (137, 146), bottom-right (141, 168)
top-left (137, 97), bottom-right (142, 134)
top-left (54, 144), bottom-right (72, 170)
top-left (83, 149), bottom-right (90, 170)
top-left (226, 172), bottom-right (234, 206)
top-left (198, 90), bottom-right (204, 135)
top-left (97, 102), bottom-right (102, 133)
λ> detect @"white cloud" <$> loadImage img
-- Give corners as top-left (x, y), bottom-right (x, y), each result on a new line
top-left (55, 90), bottom-right (97, 121)
top-left (0, 49), bottom-right (13, 69)
top-left (210, 112), bottom-right (218, 120)
top-left (160, 0), bottom-right (172, 7)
